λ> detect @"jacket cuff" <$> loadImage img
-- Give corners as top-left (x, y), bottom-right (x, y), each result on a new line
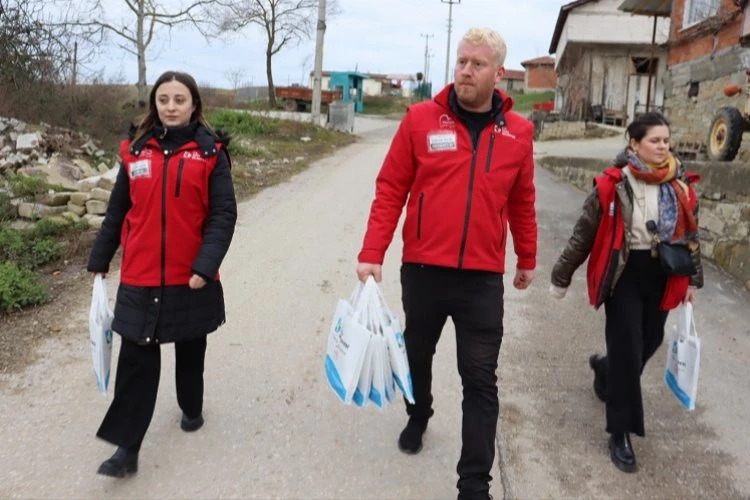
top-left (516, 257), bottom-right (536, 270)
top-left (357, 249), bottom-right (384, 265)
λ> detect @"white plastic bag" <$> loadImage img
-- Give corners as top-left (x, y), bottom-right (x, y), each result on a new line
top-left (664, 302), bottom-right (701, 410)
top-left (325, 278), bottom-right (376, 403)
top-left (89, 275), bottom-right (114, 396)
top-left (371, 285), bottom-right (415, 404)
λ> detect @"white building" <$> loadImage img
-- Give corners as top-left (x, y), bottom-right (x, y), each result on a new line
top-left (549, 0), bottom-right (671, 124)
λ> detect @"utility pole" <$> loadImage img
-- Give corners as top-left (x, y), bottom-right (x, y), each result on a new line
top-left (71, 41), bottom-right (78, 86)
top-left (311, 0), bottom-right (327, 125)
top-left (420, 33), bottom-right (433, 83)
top-left (441, 0), bottom-right (461, 86)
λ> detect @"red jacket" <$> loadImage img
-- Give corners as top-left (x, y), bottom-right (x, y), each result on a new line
top-left (358, 85), bottom-right (537, 273)
top-left (118, 137), bottom-right (222, 286)
top-left (588, 168), bottom-right (698, 310)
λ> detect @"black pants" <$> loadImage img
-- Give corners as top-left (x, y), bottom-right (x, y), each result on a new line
top-left (401, 264), bottom-right (504, 495)
top-left (96, 336), bottom-right (207, 451)
top-left (594, 250), bottom-right (668, 437)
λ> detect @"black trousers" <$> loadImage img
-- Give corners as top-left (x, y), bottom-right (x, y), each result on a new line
top-left (593, 250), bottom-right (668, 437)
top-left (96, 336), bottom-right (207, 451)
top-left (401, 263), bottom-right (504, 495)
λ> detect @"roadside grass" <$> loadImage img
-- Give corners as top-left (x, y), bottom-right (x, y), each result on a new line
top-left (508, 91), bottom-right (555, 113)
top-left (206, 110), bottom-right (357, 199)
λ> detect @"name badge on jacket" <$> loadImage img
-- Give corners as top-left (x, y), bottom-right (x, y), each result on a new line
top-left (427, 131), bottom-right (457, 152)
top-left (129, 159), bottom-right (151, 179)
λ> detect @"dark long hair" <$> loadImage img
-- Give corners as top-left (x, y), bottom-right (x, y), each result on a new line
top-left (130, 71), bottom-right (214, 147)
top-left (625, 111), bottom-right (670, 144)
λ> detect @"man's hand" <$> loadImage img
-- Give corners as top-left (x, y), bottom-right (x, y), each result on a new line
top-left (513, 269), bottom-right (535, 290)
top-left (357, 262), bottom-right (382, 283)
top-left (189, 274), bottom-right (207, 289)
top-left (683, 286), bottom-right (697, 304)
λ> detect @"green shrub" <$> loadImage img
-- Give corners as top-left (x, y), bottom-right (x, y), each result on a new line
top-left (208, 110), bottom-right (280, 136)
top-left (0, 221), bottom-right (64, 269)
top-left (0, 192), bottom-right (14, 222)
top-left (0, 262), bottom-right (49, 313)
top-left (7, 174), bottom-right (52, 198)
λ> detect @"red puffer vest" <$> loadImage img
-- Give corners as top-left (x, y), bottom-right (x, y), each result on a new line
top-left (118, 137), bottom-right (223, 286)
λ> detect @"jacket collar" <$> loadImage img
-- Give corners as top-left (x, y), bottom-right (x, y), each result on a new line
top-left (434, 83), bottom-right (512, 128)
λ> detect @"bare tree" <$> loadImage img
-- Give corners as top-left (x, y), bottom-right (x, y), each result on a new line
top-left (224, 67), bottom-right (246, 101)
top-left (218, 0), bottom-right (339, 107)
top-left (0, 0), bottom-right (97, 87)
top-left (69, 0), bottom-right (226, 107)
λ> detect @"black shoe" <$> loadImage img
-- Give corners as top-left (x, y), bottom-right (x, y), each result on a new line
top-left (457, 492), bottom-right (493, 500)
top-left (97, 447), bottom-right (138, 478)
top-left (180, 413), bottom-right (204, 432)
top-left (609, 433), bottom-right (637, 473)
top-left (398, 417), bottom-right (428, 454)
top-left (589, 354), bottom-right (607, 402)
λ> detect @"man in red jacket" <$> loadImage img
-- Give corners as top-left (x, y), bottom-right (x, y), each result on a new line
top-left (357, 27), bottom-right (537, 499)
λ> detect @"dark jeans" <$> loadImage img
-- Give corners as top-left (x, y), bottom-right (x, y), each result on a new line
top-left (96, 336), bottom-right (207, 451)
top-left (401, 263), bottom-right (504, 496)
top-left (595, 250), bottom-right (668, 437)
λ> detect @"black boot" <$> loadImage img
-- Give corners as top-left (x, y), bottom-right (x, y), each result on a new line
top-left (97, 447), bottom-right (138, 477)
top-left (398, 417), bottom-right (428, 454)
top-left (608, 433), bottom-right (637, 473)
top-left (180, 413), bottom-right (204, 432)
top-left (589, 354), bottom-right (607, 402)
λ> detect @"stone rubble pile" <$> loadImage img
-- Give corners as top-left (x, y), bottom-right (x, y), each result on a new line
top-left (0, 116), bottom-right (119, 229)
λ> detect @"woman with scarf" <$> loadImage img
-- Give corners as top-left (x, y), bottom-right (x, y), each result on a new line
top-left (549, 112), bottom-right (703, 473)
top-left (87, 71), bottom-right (237, 477)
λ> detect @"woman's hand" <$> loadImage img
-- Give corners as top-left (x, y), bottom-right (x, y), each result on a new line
top-left (683, 286), bottom-right (697, 304)
top-left (189, 274), bottom-right (206, 289)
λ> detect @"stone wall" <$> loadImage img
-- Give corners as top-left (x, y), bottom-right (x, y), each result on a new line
top-left (537, 156), bottom-right (750, 290)
top-left (663, 46), bottom-right (750, 160)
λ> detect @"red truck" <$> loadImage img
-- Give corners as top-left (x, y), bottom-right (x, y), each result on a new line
top-left (274, 85), bottom-right (343, 112)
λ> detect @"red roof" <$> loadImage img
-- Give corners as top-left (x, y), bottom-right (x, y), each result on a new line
top-left (504, 69), bottom-right (525, 80)
top-left (521, 56), bottom-right (555, 67)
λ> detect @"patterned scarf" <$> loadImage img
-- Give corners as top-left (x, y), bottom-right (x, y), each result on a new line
top-left (627, 152), bottom-right (699, 249)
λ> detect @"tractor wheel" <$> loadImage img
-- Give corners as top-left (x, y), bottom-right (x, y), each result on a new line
top-left (284, 99), bottom-right (297, 112)
top-left (707, 106), bottom-right (745, 161)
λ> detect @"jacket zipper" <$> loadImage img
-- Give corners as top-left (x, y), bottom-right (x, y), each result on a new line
top-left (498, 208), bottom-right (506, 249)
top-left (161, 151), bottom-right (170, 287)
top-left (417, 192), bottom-right (424, 239)
top-left (597, 201), bottom-right (620, 306)
top-left (484, 133), bottom-right (495, 173)
top-left (175, 159), bottom-right (185, 197)
top-left (458, 139), bottom-right (480, 269)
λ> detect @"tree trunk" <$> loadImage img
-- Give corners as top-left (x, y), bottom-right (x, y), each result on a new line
top-left (136, 0), bottom-right (147, 108)
top-left (266, 50), bottom-right (276, 108)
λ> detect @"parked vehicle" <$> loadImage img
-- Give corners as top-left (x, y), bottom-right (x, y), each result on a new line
top-left (274, 85), bottom-right (343, 112)
top-left (706, 72), bottom-right (750, 161)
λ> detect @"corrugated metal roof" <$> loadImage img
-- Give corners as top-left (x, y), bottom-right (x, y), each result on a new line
top-left (617, 0), bottom-right (671, 17)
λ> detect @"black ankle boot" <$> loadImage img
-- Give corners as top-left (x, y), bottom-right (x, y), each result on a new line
top-left (180, 413), bottom-right (204, 432)
top-left (97, 447), bottom-right (138, 477)
top-left (398, 417), bottom-right (428, 454)
top-left (589, 354), bottom-right (607, 402)
top-left (609, 433), bottom-right (637, 473)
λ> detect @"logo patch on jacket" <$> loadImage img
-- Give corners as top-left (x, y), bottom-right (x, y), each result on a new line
top-left (129, 159), bottom-right (151, 179)
top-left (427, 131), bottom-right (457, 152)
top-left (494, 125), bottom-right (516, 139)
top-left (182, 151), bottom-right (206, 161)
top-left (439, 114), bottom-right (456, 129)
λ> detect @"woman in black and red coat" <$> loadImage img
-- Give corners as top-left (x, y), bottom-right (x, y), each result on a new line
top-left (87, 70), bottom-right (237, 477)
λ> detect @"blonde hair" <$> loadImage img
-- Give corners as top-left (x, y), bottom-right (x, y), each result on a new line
top-left (461, 28), bottom-right (507, 67)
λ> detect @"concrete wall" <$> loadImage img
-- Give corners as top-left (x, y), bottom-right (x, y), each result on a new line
top-left (555, 0), bottom-right (670, 71)
top-left (537, 156), bottom-right (750, 290)
top-left (663, 46), bottom-right (750, 158)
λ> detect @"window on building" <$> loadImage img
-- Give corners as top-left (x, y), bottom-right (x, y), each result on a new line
top-left (631, 57), bottom-right (658, 75)
top-left (683, 0), bottom-right (720, 28)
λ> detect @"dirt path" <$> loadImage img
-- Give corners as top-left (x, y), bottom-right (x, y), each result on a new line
top-left (0, 122), bottom-right (748, 499)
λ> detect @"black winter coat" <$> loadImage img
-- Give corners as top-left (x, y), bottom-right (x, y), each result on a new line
top-left (87, 123), bottom-right (237, 344)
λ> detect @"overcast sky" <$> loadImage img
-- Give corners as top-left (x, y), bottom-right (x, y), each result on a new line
top-left (84, 0), bottom-right (566, 91)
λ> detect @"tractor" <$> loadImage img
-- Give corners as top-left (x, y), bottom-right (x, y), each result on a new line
top-left (706, 70), bottom-right (750, 161)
